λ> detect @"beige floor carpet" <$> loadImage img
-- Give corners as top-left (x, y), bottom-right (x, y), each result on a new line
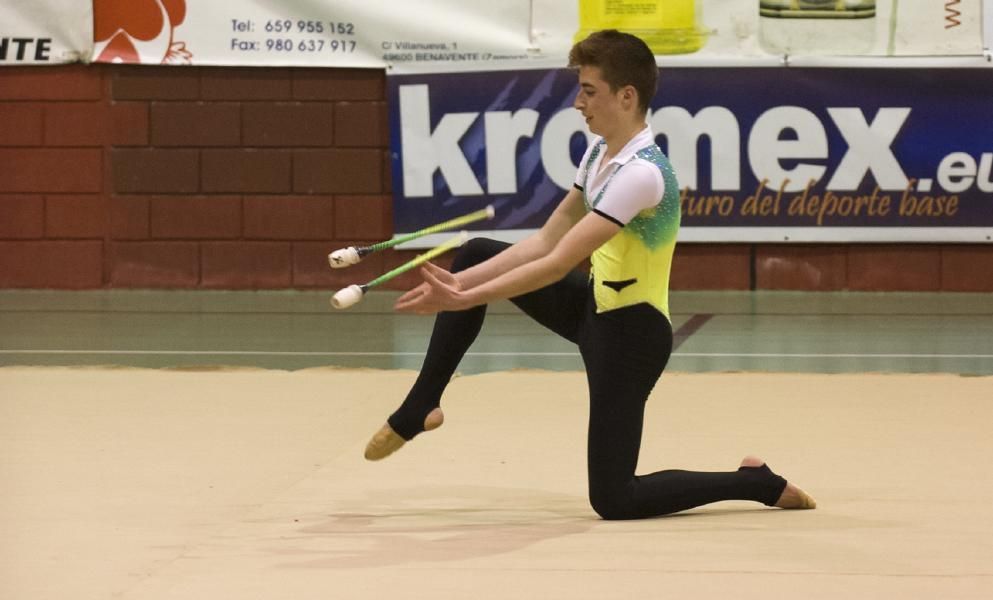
top-left (2, 368), bottom-right (991, 599)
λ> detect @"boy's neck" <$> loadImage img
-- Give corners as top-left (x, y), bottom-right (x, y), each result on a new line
top-left (602, 119), bottom-right (647, 160)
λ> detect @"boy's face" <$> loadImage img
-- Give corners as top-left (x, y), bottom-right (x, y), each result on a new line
top-left (573, 65), bottom-right (631, 137)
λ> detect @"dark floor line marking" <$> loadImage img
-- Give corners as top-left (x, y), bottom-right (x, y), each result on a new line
top-left (672, 313), bottom-right (713, 351)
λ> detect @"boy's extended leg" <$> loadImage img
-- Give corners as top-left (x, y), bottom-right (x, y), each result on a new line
top-left (365, 237), bottom-right (588, 460)
top-left (581, 304), bottom-right (813, 518)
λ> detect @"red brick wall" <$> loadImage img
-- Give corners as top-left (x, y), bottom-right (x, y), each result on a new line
top-left (671, 244), bottom-right (993, 292)
top-left (0, 64), bottom-right (393, 290)
top-left (1, 64), bottom-right (991, 292)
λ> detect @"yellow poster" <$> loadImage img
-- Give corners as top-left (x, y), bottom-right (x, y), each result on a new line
top-left (574, 0), bottom-right (707, 54)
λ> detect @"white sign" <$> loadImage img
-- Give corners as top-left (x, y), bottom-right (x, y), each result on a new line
top-left (1, 0), bottom-right (92, 64)
top-left (91, 0), bottom-right (534, 66)
top-left (88, 0), bottom-right (988, 68)
top-left (985, 0), bottom-right (993, 53)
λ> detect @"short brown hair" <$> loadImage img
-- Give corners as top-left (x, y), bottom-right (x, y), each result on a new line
top-left (568, 30), bottom-right (658, 115)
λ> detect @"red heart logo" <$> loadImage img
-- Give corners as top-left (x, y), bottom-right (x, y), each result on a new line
top-left (95, 32), bottom-right (140, 63)
top-left (94, 0), bottom-right (187, 43)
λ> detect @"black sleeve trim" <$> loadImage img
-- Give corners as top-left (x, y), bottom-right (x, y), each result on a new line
top-left (593, 208), bottom-right (624, 228)
top-left (573, 183), bottom-right (584, 192)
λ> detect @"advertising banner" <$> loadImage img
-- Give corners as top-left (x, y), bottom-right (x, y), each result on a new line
top-left (0, 0), bottom-right (93, 64)
top-left (985, 0), bottom-right (993, 52)
top-left (388, 67), bottom-right (993, 244)
top-left (89, 0), bottom-right (532, 66)
top-left (88, 0), bottom-right (987, 67)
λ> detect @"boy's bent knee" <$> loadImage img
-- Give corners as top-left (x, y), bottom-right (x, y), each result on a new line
top-left (589, 490), bottom-right (640, 521)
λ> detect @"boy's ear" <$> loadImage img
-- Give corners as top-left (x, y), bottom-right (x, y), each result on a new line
top-left (622, 85), bottom-right (637, 107)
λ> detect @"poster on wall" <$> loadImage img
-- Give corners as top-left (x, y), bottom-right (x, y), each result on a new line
top-left (0, 0), bottom-right (93, 64)
top-left (88, 0), bottom-right (987, 67)
top-left (89, 0), bottom-right (533, 66)
top-left (985, 0), bottom-right (993, 52)
top-left (534, 0), bottom-right (987, 63)
top-left (388, 67), bottom-right (993, 244)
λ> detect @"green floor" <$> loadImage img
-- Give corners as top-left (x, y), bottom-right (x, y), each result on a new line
top-left (1, 290), bottom-right (991, 375)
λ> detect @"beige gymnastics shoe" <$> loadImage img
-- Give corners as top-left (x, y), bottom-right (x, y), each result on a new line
top-left (364, 408), bottom-right (444, 461)
top-left (775, 482), bottom-right (817, 510)
top-left (739, 455), bottom-right (816, 509)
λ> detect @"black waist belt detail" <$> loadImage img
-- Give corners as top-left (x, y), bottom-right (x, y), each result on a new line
top-left (602, 278), bottom-right (637, 292)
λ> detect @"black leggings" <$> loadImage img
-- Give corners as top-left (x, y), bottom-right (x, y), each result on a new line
top-left (389, 238), bottom-right (787, 519)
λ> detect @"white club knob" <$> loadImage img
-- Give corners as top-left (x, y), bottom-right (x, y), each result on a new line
top-left (328, 247), bottom-right (361, 269)
top-left (330, 285), bottom-right (364, 309)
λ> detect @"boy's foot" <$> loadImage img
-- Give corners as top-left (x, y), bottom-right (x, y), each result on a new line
top-left (739, 455), bottom-right (817, 509)
top-left (364, 407), bottom-right (444, 461)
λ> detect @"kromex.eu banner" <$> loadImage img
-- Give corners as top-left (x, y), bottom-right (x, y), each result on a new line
top-left (1, 0), bottom-right (93, 64)
top-left (87, 0), bottom-right (985, 67)
top-left (389, 67), bottom-right (993, 245)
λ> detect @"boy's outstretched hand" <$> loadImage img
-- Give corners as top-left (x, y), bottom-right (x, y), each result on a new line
top-left (394, 262), bottom-right (473, 315)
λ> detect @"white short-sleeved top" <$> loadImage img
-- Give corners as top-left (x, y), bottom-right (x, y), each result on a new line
top-left (573, 126), bottom-right (666, 226)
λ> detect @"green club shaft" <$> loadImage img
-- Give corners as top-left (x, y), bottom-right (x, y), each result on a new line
top-left (366, 206), bottom-right (493, 253)
top-left (365, 232), bottom-right (468, 289)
